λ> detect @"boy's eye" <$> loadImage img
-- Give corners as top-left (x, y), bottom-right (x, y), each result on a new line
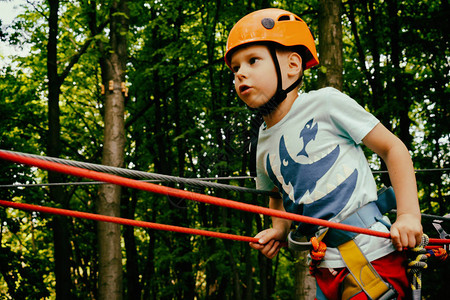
top-left (232, 65), bottom-right (240, 73)
top-left (249, 57), bottom-right (259, 64)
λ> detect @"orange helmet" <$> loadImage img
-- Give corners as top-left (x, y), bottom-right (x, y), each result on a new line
top-left (225, 8), bottom-right (319, 70)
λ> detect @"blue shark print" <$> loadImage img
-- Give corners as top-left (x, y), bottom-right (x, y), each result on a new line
top-left (266, 120), bottom-right (358, 236)
top-left (279, 135), bottom-right (340, 200)
top-left (299, 169), bottom-right (357, 235)
top-left (297, 119), bottom-right (317, 157)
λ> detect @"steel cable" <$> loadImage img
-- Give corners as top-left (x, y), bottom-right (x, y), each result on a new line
top-left (0, 150), bottom-right (278, 197)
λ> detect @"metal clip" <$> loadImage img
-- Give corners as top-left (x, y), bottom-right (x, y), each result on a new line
top-left (287, 231), bottom-right (312, 251)
top-left (432, 214), bottom-right (450, 251)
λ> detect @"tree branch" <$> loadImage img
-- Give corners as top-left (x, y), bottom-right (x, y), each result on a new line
top-left (125, 57), bottom-right (223, 128)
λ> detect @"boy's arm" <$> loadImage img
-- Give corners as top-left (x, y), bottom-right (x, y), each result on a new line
top-left (362, 123), bottom-right (423, 251)
top-left (249, 188), bottom-right (292, 259)
top-left (268, 193), bottom-right (292, 240)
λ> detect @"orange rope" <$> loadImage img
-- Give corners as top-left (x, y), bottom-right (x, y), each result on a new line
top-left (0, 199), bottom-right (259, 243)
top-left (0, 150), bottom-right (449, 246)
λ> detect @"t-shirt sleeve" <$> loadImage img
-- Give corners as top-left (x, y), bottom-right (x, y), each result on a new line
top-left (255, 156), bottom-right (275, 191)
top-left (324, 87), bottom-right (379, 144)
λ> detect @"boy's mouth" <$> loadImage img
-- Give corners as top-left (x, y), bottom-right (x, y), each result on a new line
top-left (239, 85), bottom-right (251, 94)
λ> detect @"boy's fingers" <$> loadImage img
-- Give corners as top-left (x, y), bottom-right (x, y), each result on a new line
top-left (409, 232), bottom-right (422, 248)
top-left (262, 240), bottom-right (280, 259)
top-left (400, 233), bottom-right (410, 250)
top-left (390, 227), bottom-right (403, 251)
top-left (267, 241), bottom-right (281, 259)
top-left (392, 228), bottom-right (423, 250)
top-left (249, 242), bottom-right (264, 250)
top-left (250, 229), bottom-right (285, 259)
top-left (393, 241), bottom-right (403, 251)
top-left (256, 229), bottom-right (277, 245)
top-left (415, 233), bottom-right (423, 247)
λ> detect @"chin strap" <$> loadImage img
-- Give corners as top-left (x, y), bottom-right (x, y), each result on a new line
top-left (256, 46), bottom-right (303, 116)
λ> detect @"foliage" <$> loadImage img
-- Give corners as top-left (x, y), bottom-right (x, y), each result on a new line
top-left (0, 0), bottom-right (448, 299)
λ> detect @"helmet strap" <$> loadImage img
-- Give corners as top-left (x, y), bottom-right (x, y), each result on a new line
top-left (256, 46), bottom-right (302, 116)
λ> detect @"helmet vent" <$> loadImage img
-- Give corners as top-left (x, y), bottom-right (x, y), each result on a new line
top-left (278, 14), bottom-right (302, 22)
top-left (278, 15), bottom-right (291, 21)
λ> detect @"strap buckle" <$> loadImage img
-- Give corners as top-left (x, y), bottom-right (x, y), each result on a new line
top-left (287, 231), bottom-right (312, 251)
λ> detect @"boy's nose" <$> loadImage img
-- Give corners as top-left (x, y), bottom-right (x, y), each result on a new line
top-left (235, 67), bottom-right (248, 80)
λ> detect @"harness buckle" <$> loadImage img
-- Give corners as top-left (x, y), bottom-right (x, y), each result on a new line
top-left (377, 286), bottom-right (398, 300)
top-left (287, 231), bottom-right (312, 251)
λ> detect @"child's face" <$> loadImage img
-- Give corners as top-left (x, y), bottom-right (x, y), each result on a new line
top-left (230, 45), bottom-right (278, 109)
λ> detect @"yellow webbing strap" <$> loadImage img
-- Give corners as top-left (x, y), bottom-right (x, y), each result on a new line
top-left (338, 240), bottom-right (390, 300)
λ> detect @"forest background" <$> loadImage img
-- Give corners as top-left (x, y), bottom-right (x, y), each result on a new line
top-left (0, 0), bottom-right (448, 299)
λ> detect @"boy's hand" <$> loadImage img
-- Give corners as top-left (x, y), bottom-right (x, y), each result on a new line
top-left (249, 228), bottom-right (286, 259)
top-left (390, 213), bottom-right (423, 251)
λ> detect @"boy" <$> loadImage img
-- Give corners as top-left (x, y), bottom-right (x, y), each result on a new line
top-left (225, 8), bottom-right (423, 300)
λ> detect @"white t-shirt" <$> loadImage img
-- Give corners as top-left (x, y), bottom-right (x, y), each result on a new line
top-left (255, 87), bottom-right (395, 268)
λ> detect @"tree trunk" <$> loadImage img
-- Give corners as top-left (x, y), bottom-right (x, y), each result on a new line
top-left (294, 251), bottom-right (316, 300)
top-left (318, 0), bottom-right (344, 91)
top-left (257, 212), bottom-right (274, 300)
top-left (123, 189), bottom-right (141, 299)
top-left (97, 1), bottom-right (128, 299)
top-left (47, 0), bottom-right (73, 298)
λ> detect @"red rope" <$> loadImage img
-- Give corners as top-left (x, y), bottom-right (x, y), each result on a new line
top-left (0, 150), bottom-right (449, 246)
top-left (0, 199), bottom-right (259, 243)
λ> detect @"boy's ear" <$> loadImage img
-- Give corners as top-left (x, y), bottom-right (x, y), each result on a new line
top-left (287, 52), bottom-right (302, 76)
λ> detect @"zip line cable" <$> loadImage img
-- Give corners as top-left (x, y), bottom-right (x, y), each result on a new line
top-left (0, 150), bottom-right (450, 221)
top-left (0, 149), bottom-right (449, 246)
top-left (2, 168), bottom-right (449, 189)
top-left (0, 150), bottom-right (278, 197)
top-left (0, 150), bottom-right (447, 192)
top-left (390, 210), bottom-right (450, 222)
top-left (0, 149), bottom-right (448, 221)
top-left (0, 176), bottom-right (253, 188)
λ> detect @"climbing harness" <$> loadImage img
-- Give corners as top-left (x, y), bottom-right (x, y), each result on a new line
top-left (290, 187), bottom-right (399, 300)
top-left (328, 187), bottom-right (397, 299)
top-left (289, 187), bottom-right (449, 300)
top-left (320, 187), bottom-right (396, 248)
top-left (337, 239), bottom-right (396, 300)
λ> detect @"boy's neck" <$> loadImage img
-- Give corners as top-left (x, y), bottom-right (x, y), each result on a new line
top-left (263, 89), bottom-right (299, 128)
